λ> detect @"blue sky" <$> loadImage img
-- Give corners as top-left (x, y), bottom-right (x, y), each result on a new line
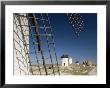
top-left (29, 13), bottom-right (97, 64)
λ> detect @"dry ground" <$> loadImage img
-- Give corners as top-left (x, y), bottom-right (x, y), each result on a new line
top-left (29, 64), bottom-right (97, 75)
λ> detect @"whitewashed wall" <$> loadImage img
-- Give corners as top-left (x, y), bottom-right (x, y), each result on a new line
top-left (13, 13), bottom-right (30, 75)
top-left (69, 57), bottom-right (72, 64)
top-left (61, 58), bottom-right (69, 66)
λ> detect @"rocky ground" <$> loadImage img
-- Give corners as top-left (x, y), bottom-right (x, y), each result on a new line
top-left (30, 64), bottom-right (97, 75)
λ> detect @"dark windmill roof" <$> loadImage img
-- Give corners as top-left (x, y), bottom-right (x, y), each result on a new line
top-left (75, 61), bottom-right (79, 63)
top-left (61, 54), bottom-right (69, 58)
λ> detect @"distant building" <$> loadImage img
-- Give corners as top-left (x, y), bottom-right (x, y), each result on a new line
top-left (61, 54), bottom-right (72, 66)
top-left (75, 61), bottom-right (79, 65)
top-left (61, 54), bottom-right (69, 66)
top-left (69, 57), bottom-right (72, 64)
